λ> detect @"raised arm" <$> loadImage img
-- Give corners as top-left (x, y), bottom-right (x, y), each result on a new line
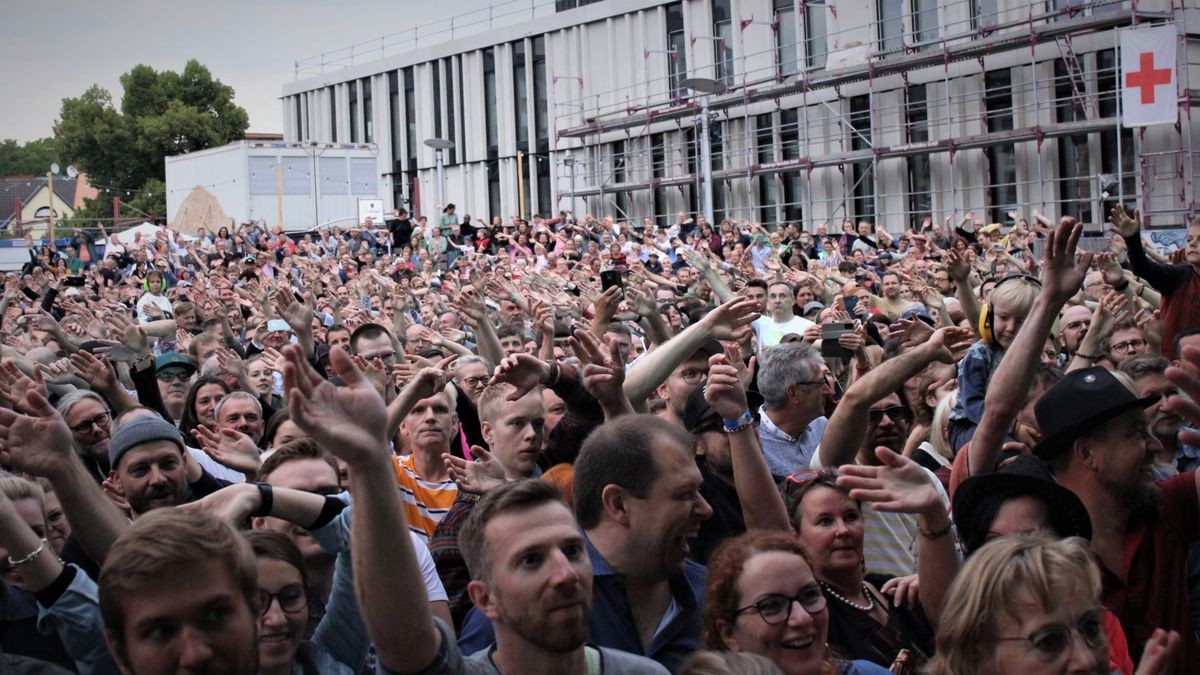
top-left (818, 327), bottom-right (973, 468)
top-left (968, 217), bottom-right (1091, 477)
top-left (282, 344), bottom-right (443, 672)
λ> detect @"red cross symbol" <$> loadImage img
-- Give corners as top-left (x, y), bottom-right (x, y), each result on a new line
top-left (1125, 52), bottom-right (1172, 104)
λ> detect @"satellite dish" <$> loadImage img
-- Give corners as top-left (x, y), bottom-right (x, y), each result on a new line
top-left (50, 163), bottom-right (61, 176)
top-left (66, 166), bottom-right (78, 179)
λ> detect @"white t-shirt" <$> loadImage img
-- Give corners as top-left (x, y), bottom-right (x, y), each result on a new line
top-left (753, 314), bottom-right (816, 350)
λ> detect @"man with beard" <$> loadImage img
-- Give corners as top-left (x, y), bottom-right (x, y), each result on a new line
top-left (813, 326), bottom-right (970, 577)
top-left (57, 391), bottom-right (114, 482)
top-left (1035, 366), bottom-right (1199, 671)
top-left (1057, 303), bottom-right (1093, 366)
top-left (106, 414), bottom-right (191, 516)
top-left (275, 345), bottom-right (665, 675)
top-left (1121, 355), bottom-right (1195, 476)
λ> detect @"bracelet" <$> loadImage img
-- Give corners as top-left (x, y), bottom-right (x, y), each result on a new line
top-left (918, 522), bottom-right (953, 540)
top-left (1075, 352), bottom-right (1097, 361)
top-left (8, 539), bottom-right (46, 567)
top-left (723, 410), bottom-right (754, 433)
top-left (252, 483), bottom-right (274, 518)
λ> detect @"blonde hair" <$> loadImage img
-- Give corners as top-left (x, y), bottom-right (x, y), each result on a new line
top-left (988, 277), bottom-right (1040, 318)
top-left (678, 651), bottom-right (784, 675)
top-left (929, 390), bottom-right (958, 462)
top-left (925, 536), bottom-right (1102, 675)
top-left (0, 475), bottom-right (45, 513)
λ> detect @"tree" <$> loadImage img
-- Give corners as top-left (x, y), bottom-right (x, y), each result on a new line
top-left (54, 60), bottom-right (248, 223)
top-left (0, 138), bottom-right (61, 177)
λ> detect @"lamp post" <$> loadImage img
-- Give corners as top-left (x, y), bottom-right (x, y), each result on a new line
top-left (563, 151), bottom-right (577, 218)
top-left (681, 78), bottom-right (727, 227)
top-left (423, 137), bottom-right (455, 210)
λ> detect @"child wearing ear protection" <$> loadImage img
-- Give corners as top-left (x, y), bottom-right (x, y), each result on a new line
top-left (946, 274), bottom-right (1042, 454)
top-left (135, 269), bottom-right (174, 324)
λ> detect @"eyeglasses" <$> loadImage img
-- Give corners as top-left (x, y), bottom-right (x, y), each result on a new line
top-left (156, 370), bottom-right (192, 383)
top-left (1063, 320), bottom-right (1091, 331)
top-left (70, 412), bottom-right (111, 434)
top-left (258, 583), bottom-right (308, 617)
top-left (994, 610), bottom-right (1107, 663)
top-left (460, 376), bottom-right (489, 388)
top-left (1109, 338), bottom-right (1147, 355)
top-left (676, 368), bottom-right (707, 384)
top-left (735, 586), bottom-right (828, 625)
top-left (868, 405), bottom-right (912, 425)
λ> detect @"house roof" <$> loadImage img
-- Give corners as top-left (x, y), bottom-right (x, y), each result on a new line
top-left (0, 176), bottom-right (85, 226)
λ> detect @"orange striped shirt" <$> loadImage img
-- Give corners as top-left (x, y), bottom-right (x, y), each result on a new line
top-left (392, 454), bottom-right (458, 541)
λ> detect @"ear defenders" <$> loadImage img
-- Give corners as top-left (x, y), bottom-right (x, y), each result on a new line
top-left (143, 274), bottom-right (166, 294)
top-left (978, 274), bottom-right (1042, 345)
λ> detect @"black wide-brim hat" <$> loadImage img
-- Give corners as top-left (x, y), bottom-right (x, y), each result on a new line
top-left (953, 455), bottom-right (1092, 554)
top-left (1032, 366), bottom-right (1158, 461)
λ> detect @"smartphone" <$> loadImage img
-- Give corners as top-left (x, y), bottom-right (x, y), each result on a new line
top-left (843, 296), bottom-right (858, 316)
top-left (820, 322), bottom-right (854, 358)
top-left (600, 270), bottom-right (624, 292)
top-left (64, 276), bottom-right (86, 287)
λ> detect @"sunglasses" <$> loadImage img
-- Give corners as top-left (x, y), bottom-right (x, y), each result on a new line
top-left (156, 370), bottom-right (192, 383)
top-left (868, 405), bottom-right (911, 425)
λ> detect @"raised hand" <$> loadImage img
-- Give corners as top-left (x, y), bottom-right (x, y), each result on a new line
top-left (178, 483), bottom-right (260, 526)
top-left (442, 446), bottom-right (507, 495)
top-left (0, 359), bottom-right (48, 412)
top-left (0, 388), bottom-right (76, 479)
top-left (106, 311), bottom-right (149, 359)
top-left (569, 329), bottom-right (629, 414)
top-left (836, 447), bottom-right (943, 515)
top-left (590, 286), bottom-right (622, 326)
top-left (1164, 345), bottom-right (1200, 447)
top-left (926, 326), bottom-right (975, 364)
top-left (701, 294), bottom-right (761, 341)
top-left (191, 425), bottom-right (262, 476)
top-left (704, 353), bottom-right (749, 421)
top-left (69, 350), bottom-right (118, 393)
top-left (1108, 204), bottom-right (1141, 239)
top-left (1041, 217), bottom-right (1093, 305)
top-left (945, 248), bottom-right (971, 282)
top-left (282, 344), bottom-right (388, 468)
top-left (489, 353), bottom-right (551, 401)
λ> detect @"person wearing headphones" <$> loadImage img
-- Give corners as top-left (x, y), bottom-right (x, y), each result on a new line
top-left (135, 268), bottom-right (173, 323)
top-left (945, 274), bottom-right (1042, 453)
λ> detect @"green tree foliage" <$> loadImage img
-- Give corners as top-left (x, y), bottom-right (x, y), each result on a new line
top-left (54, 60), bottom-right (248, 223)
top-left (0, 138), bottom-right (61, 177)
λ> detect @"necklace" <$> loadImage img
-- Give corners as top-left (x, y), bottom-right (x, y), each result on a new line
top-left (819, 580), bottom-right (876, 612)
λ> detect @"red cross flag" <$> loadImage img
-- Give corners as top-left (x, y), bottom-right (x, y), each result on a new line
top-left (1120, 24), bottom-right (1177, 128)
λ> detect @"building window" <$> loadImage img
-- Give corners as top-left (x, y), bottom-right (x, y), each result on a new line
top-left (906, 85), bottom-right (932, 229)
top-left (362, 78), bottom-right (373, 143)
top-left (404, 68), bottom-right (416, 174)
top-left (294, 96), bottom-right (303, 141)
top-left (329, 86), bottom-right (337, 142)
top-left (431, 61), bottom-right (443, 143)
top-left (878, 0), bottom-right (904, 56)
top-left (484, 50), bottom-right (498, 159)
top-left (348, 81), bottom-right (359, 143)
top-left (780, 108), bottom-right (800, 161)
top-left (775, 0), bottom-right (798, 77)
top-left (514, 41), bottom-right (529, 151)
top-left (1097, 49), bottom-right (1135, 214)
top-left (666, 3), bottom-right (687, 99)
top-left (1055, 59), bottom-right (1091, 223)
top-left (713, 0), bottom-right (734, 86)
top-left (612, 140), bottom-right (629, 221)
top-left (972, 0), bottom-right (999, 34)
top-left (684, 127), bottom-right (700, 216)
top-left (487, 161), bottom-right (501, 221)
top-left (912, 0), bottom-right (938, 49)
top-left (389, 72), bottom-right (402, 174)
top-left (805, 0), bottom-right (828, 69)
top-left (651, 134), bottom-right (667, 224)
top-left (446, 58), bottom-right (458, 164)
top-left (533, 37), bottom-right (548, 149)
top-left (757, 113), bottom-right (777, 225)
top-left (984, 69), bottom-right (1016, 224)
top-left (849, 95), bottom-right (874, 223)
top-left (710, 119), bottom-right (724, 171)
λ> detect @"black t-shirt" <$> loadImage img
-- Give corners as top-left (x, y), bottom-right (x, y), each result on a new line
top-left (387, 218), bottom-right (413, 248)
top-left (690, 461), bottom-right (747, 565)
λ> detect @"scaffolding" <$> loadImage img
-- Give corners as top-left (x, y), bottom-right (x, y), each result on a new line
top-left (552, 0), bottom-right (1198, 232)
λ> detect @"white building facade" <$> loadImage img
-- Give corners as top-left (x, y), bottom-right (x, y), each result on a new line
top-left (281, 0), bottom-right (1199, 231)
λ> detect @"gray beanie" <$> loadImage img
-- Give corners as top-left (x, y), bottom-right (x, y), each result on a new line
top-left (108, 416), bottom-right (185, 469)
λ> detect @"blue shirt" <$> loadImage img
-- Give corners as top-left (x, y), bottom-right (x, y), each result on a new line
top-left (458, 533), bottom-right (707, 673)
top-left (757, 407), bottom-right (827, 476)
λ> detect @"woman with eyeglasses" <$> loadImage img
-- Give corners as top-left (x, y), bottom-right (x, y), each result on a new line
top-left (925, 535), bottom-right (1180, 675)
top-left (245, 530), bottom-right (369, 675)
top-left (702, 530), bottom-right (890, 675)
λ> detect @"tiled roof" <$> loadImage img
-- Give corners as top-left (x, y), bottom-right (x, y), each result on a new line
top-left (0, 176), bottom-right (84, 225)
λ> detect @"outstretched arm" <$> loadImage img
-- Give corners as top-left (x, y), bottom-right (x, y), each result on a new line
top-left (282, 345), bottom-right (443, 673)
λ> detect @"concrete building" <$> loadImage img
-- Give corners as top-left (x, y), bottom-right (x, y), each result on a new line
top-left (281, 0), bottom-right (1199, 231)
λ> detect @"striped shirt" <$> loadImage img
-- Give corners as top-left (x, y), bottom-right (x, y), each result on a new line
top-left (392, 454), bottom-right (458, 541)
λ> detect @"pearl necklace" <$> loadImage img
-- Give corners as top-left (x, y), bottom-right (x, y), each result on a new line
top-left (819, 580), bottom-right (876, 612)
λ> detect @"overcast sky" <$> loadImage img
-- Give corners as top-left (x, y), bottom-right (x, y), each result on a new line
top-left (1, 0), bottom-right (500, 143)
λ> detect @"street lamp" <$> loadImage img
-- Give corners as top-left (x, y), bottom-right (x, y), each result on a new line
top-left (681, 77), bottom-right (727, 227)
top-left (423, 137), bottom-right (455, 209)
top-left (563, 152), bottom-right (577, 219)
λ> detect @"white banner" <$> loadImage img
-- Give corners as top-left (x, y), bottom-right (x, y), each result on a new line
top-left (357, 198), bottom-right (383, 225)
top-left (1120, 24), bottom-right (1177, 128)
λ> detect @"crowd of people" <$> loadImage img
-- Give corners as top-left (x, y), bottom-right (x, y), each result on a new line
top-left (0, 201), bottom-right (1198, 675)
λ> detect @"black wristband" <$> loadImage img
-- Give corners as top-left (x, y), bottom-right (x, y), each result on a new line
top-left (1112, 279), bottom-right (1129, 291)
top-left (252, 483), bottom-right (273, 518)
top-left (308, 495), bottom-right (349, 530)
